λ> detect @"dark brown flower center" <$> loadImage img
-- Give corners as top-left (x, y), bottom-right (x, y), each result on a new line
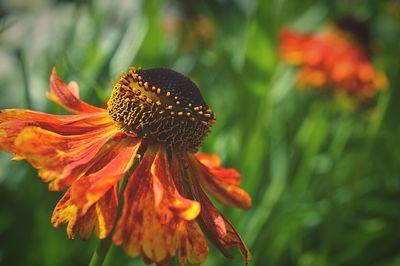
top-left (107, 67), bottom-right (216, 152)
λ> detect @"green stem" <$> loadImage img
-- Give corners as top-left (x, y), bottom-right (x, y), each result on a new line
top-left (16, 49), bottom-right (32, 109)
top-left (88, 236), bottom-right (113, 266)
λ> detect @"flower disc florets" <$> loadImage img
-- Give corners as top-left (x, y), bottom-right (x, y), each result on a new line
top-left (108, 67), bottom-right (216, 152)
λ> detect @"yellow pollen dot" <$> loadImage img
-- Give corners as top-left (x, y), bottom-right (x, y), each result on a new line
top-left (166, 91), bottom-right (171, 97)
top-left (156, 88), bottom-right (161, 94)
top-left (178, 111), bottom-right (183, 116)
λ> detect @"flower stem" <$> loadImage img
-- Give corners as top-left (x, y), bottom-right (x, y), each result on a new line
top-left (16, 49), bottom-right (33, 109)
top-left (88, 236), bottom-right (113, 266)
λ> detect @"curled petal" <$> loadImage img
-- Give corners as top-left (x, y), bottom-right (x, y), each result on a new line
top-left (186, 170), bottom-right (251, 263)
top-left (70, 137), bottom-right (141, 215)
top-left (0, 110), bottom-right (118, 190)
top-left (152, 147), bottom-right (200, 220)
top-left (0, 109), bottom-right (112, 138)
top-left (51, 186), bottom-right (118, 240)
top-left (0, 108), bottom-right (106, 123)
top-left (188, 153), bottom-right (251, 210)
top-left (48, 68), bottom-right (104, 114)
top-left (113, 147), bottom-right (207, 265)
top-left (196, 153), bottom-right (241, 185)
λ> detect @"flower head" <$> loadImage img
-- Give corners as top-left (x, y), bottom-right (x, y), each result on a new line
top-left (279, 18), bottom-right (388, 100)
top-left (0, 67), bottom-right (251, 265)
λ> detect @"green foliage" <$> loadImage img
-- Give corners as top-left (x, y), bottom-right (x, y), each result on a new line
top-left (0, 0), bottom-right (399, 265)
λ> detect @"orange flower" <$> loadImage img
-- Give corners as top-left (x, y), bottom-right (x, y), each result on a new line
top-left (279, 21), bottom-right (388, 100)
top-left (0, 67), bottom-right (251, 265)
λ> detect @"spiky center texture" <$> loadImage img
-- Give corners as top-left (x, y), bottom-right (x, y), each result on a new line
top-left (107, 67), bottom-right (216, 152)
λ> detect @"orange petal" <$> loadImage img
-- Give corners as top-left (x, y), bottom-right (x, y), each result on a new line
top-left (70, 137), bottom-right (141, 215)
top-left (196, 153), bottom-right (241, 185)
top-left (113, 147), bottom-right (206, 264)
top-left (152, 148), bottom-right (200, 220)
top-left (0, 111), bottom-right (118, 190)
top-left (186, 172), bottom-right (251, 262)
top-left (118, 149), bottom-right (169, 262)
top-left (51, 186), bottom-right (118, 240)
top-left (179, 222), bottom-right (209, 265)
top-left (47, 68), bottom-right (104, 114)
top-left (279, 28), bottom-right (308, 65)
top-left (188, 153), bottom-right (251, 210)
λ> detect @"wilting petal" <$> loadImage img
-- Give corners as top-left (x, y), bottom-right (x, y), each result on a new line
top-left (0, 108), bottom-right (108, 124)
top-left (47, 68), bottom-right (104, 114)
top-left (0, 109), bottom-right (119, 191)
top-left (0, 109), bottom-right (113, 141)
top-left (114, 147), bottom-right (206, 265)
top-left (70, 137), bottom-right (141, 215)
top-left (51, 187), bottom-right (118, 240)
top-left (153, 147), bottom-right (200, 220)
top-left (186, 171), bottom-right (251, 262)
top-left (181, 222), bottom-right (208, 265)
top-left (188, 153), bottom-right (251, 210)
top-left (196, 153), bottom-right (241, 185)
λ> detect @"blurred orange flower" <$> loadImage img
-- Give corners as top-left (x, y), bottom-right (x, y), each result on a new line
top-left (0, 67), bottom-right (251, 265)
top-left (279, 21), bottom-right (388, 100)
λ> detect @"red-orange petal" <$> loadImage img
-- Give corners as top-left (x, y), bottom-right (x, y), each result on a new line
top-left (70, 137), bottom-right (141, 215)
top-left (196, 153), bottom-right (241, 185)
top-left (47, 68), bottom-right (104, 114)
top-left (113, 147), bottom-right (207, 264)
top-left (186, 171), bottom-right (251, 263)
top-left (188, 153), bottom-right (251, 210)
top-left (0, 110), bottom-right (118, 190)
top-left (152, 147), bottom-right (200, 220)
top-left (51, 186), bottom-right (118, 240)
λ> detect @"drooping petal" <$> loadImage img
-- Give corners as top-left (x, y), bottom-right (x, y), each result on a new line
top-left (47, 68), bottom-right (104, 114)
top-left (152, 147), bottom-right (200, 220)
top-left (196, 153), bottom-right (241, 185)
top-left (113, 147), bottom-right (207, 265)
top-left (185, 168), bottom-right (251, 263)
top-left (0, 109), bottom-right (110, 126)
top-left (0, 110), bottom-right (118, 190)
top-left (70, 137), bottom-right (141, 215)
top-left (187, 153), bottom-right (251, 210)
top-left (51, 186), bottom-right (118, 240)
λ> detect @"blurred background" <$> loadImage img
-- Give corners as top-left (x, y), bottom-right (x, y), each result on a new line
top-left (0, 0), bottom-right (399, 265)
